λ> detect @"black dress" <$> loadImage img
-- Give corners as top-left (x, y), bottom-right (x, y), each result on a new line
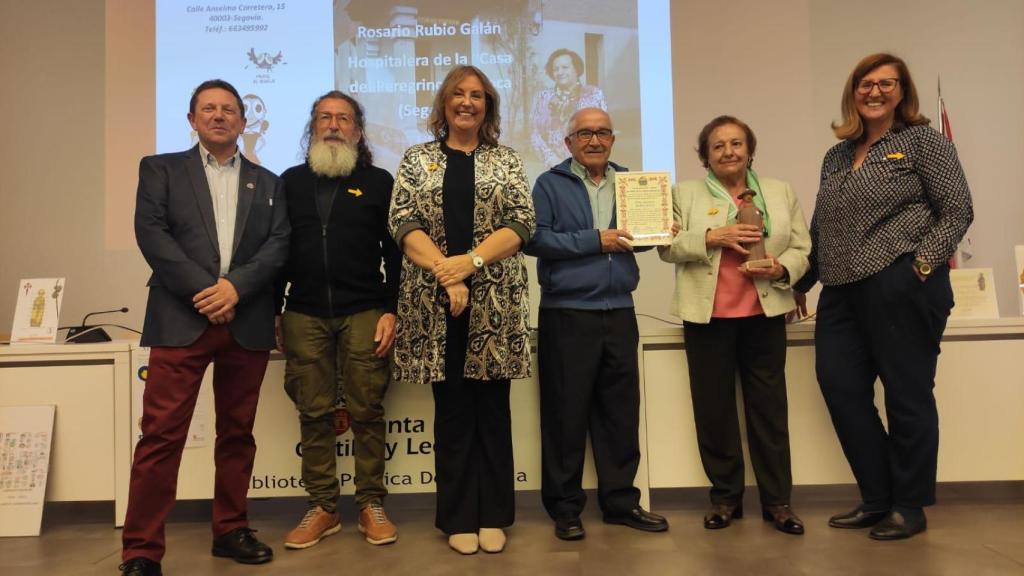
top-left (440, 141), bottom-right (475, 384)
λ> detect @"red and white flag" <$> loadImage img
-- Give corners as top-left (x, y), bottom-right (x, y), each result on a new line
top-left (939, 77), bottom-right (972, 268)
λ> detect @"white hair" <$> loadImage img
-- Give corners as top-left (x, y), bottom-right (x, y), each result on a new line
top-left (564, 107), bottom-right (614, 137)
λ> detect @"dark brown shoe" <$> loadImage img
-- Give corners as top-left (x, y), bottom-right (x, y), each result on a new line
top-left (762, 504), bottom-right (804, 535)
top-left (703, 502), bottom-right (742, 529)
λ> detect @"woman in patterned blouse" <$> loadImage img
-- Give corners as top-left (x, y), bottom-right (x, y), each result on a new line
top-left (795, 53), bottom-right (973, 541)
top-left (388, 66), bottom-right (535, 555)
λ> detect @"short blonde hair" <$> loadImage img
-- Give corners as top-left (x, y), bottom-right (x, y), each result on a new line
top-left (428, 66), bottom-right (502, 147)
top-left (832, 53), bottom-right (930, 141)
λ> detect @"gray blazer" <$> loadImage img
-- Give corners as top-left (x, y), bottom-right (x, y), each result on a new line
top-left (134, 145), bottom-right (289, 350)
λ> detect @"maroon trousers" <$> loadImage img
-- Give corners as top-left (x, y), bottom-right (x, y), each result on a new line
top-left (122, 325), bottom-right (269, 562)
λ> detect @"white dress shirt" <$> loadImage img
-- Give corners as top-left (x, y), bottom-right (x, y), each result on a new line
top-left (199, 144), bottom-right (241, 275)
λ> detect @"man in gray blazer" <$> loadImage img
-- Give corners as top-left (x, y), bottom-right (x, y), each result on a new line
top-left (120, 79), bottom-right (289, 576)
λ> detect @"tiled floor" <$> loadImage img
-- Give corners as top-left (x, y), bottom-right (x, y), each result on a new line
top-left (3, 486), bottom-right (1023, 575)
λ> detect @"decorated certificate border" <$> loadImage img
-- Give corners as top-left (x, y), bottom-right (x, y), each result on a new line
top-left (614, 171), bottom-right (672, 246)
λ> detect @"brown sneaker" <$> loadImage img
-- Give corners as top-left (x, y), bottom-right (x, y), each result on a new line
top-left (358, 503), bottom-right (398, 545)
top-left (284, 506), bottom-right (341, 549)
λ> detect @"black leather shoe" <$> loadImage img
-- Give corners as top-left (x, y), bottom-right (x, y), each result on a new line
top-left (828, 505), bottom-right (888, 529)
top-left (604, 507), bottom-right (669, 532)
top-left (554, 517), bottom-right (585, 540)
top-left (212, 527), bottom-right (274, 564)
top-left (869, 510), bottom-right (926, 540)
top-left (762, 504), bottom-right (804, 535)
top-left (119, 557), bottom-right (162, 576)
top-left (703, 502), bottom-right (743, 529)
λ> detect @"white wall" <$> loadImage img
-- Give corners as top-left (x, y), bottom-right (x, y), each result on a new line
top-left (1, 0), bottom-right (1022, 338)
top-left (0, 0), bottom-right (150, 337)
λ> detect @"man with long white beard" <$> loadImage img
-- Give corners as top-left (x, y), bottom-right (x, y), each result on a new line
top-left (274, 91), bottom-right (401, 548)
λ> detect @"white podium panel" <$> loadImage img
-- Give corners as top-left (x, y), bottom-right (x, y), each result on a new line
top-left (123, 349), bottom-right (620, 526)
top-left (0, 343), bottom-right (132, 505)
top-left (641, 320), bottom-right (1024, 490)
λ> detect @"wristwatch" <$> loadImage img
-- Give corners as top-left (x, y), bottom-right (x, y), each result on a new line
top-left (468, 250), bottom-right (484, 270)
top-left (912, 258), bottom-right (932, 278)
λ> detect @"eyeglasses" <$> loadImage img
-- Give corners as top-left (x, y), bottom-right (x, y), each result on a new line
top-left (855, 78), bottom-right (900, 94)
top-left (570, 128), bottom-right (614, 142)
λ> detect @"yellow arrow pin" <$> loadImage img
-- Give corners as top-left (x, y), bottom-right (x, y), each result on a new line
top-left (886, 152), bottom-right (905, 160)
top-left (347, 188), bottom-right (363, 197)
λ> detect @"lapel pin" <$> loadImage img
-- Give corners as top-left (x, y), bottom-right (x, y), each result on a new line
top-left (246, 182), bottom-right (255, 189)
top-left (428, 163), bottom-right (439, 172)
top-left (708, 207), bottom-right (719, 215)
top-left (886, 152), bottom-right (905, 160)
top-left (348, 188), bottom-right (363, 197)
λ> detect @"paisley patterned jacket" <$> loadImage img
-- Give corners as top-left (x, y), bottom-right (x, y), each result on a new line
top-left (388, 141), bottom-right (536, 383)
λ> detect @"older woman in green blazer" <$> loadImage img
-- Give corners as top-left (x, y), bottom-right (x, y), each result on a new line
top-left (659, 115), bottom-right (810, 534)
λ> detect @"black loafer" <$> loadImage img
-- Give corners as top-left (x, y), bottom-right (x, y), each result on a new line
top-left (554, 517), bottom-right (585, 540)
top-left (762, 504), bottom-right (804, 535)
top-left (604, 506), bottom-right (669, 532)
top-left (828, 505), bottom-right (888, 529)
top-left (869, 510), bottom-right (927, 540)
top-left (703, 502), bottom-right (742, 529)
top-left (212, 527), bottom-right (274, 564)
top-left (119, 558), bottom-right (162, 576)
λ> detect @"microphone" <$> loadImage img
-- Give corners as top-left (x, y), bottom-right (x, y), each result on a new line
top-left (65, 307), bottom-right (130, 344)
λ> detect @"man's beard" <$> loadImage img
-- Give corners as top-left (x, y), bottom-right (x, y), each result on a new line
top-left (308, 139), bottom-right (358, 178)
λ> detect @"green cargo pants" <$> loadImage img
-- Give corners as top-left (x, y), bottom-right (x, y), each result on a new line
top-left (282, 308), bottom-right (390, 510)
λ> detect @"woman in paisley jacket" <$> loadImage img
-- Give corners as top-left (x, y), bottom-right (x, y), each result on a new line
top-left (388, 65), bottom-right (535, 555)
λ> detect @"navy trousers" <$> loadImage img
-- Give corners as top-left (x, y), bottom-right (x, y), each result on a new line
top-left (815, 254), bottom-right (953, 509)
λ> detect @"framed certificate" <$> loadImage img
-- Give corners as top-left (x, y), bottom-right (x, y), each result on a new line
top-left (614, 171), bottom-right (672, 246)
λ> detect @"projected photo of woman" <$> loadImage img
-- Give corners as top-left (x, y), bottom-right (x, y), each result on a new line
top-left (531, 48), bottom-right (607, 167)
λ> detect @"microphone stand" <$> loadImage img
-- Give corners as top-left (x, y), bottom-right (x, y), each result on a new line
top-left (65, 307), bottom-right (129, 344)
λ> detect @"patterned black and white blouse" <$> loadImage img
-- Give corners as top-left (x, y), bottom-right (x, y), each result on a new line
top-left (797, 124), bottom-right (973, 289)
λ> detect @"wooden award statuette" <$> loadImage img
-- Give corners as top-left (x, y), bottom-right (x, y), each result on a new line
top-left (736, 189), bottom-right (772, 270)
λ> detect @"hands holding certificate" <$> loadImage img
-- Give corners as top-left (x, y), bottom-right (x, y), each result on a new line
top-left (614, 171), bottom-right (674, 247)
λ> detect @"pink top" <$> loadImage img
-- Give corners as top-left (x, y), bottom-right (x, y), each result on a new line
top-left (711, 197), bottom-right (764, 318)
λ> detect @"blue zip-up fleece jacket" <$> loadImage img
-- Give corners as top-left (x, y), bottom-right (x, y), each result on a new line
top-left (525, 159), bottom-right (642, 310)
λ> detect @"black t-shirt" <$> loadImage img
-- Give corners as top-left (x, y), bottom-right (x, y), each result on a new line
top-left (441, 142), bottom-right (475, 256)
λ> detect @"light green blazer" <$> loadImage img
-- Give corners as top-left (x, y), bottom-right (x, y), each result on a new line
top-left (659, 177), bottom-right (811, 324)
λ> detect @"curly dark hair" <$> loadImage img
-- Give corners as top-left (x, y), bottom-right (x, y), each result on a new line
top-left (545, 48), bottom-right (584, 81)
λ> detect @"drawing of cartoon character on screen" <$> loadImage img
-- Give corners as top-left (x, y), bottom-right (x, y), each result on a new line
top-left (242, 93), bottom-right (270, 165)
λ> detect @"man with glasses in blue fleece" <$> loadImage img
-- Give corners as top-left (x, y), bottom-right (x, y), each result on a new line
top-left (526, 107), bottom-right (669, 541)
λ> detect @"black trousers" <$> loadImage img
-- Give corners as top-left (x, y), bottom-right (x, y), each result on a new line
top-left (430, 308), bottom-right (514, 534)
top-left (683, 314), bottom-right (792, 506)
top-left (538, 308), bottom-right (642, 519)
top-left (816, 255), bottom-right (953, 509)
